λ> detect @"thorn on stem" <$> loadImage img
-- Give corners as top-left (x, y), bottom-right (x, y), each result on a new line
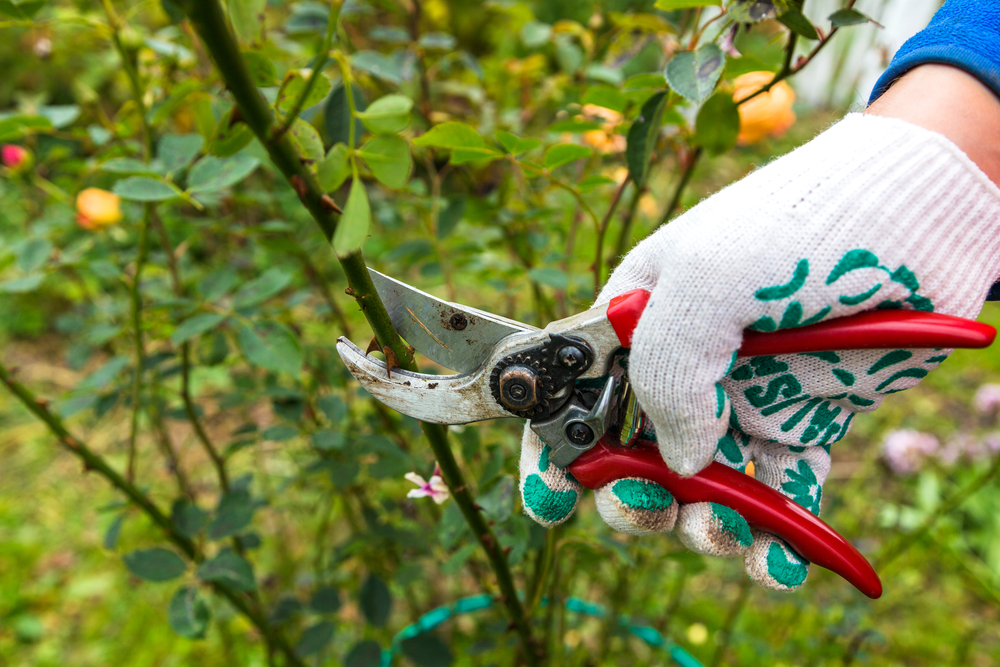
top-left (345, 286), bottom-right (355, 296)
top-left (382, 346), bottom-right (398, 378)
top-left (366, 337), bottom-right (381, 356)
top-left (229, 107), bottom-right (245, 126)
top-left (290, 175), bottom-right (309, 203)
top-left (320, 194), bottom-right (343, 214)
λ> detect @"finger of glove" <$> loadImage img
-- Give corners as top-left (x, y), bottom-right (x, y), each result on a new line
top-left (745, 531), bottom-right (810, 592)
top-left (675, 430), bottom-right (757, 557)
top-left (593, 477), bottom-right (678, 536)
top-left (519, 425), bottom-right (583, 527)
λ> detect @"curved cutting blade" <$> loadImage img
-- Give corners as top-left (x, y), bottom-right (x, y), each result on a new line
top-left (368, 268), bottom-right (535, 374)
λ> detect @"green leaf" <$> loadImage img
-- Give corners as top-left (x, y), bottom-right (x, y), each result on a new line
top-left (625, 90), bottom-right (668, 186)
top-left (437, 197), bottom-right (466, 239)
top-left (311, 586), bottom-right (342, 614)
top-left (100, 158), bottom-right (162, 176)
top-left (333, 180), bottom-right (372, 256)
top-left (728, 0), bottom-right (778, 23)
top-left (0, 115), bottom-right (51, 142)
top-left (543, 144), bottom-right (593, 170)
top-left (547, 119), bottom-right (603, 133)
top-left (829, 8), bottom-right (875, 27)
top-left (358, 135), bottom-right (412, 189)
top-left (296, 621), bottom-right (336, 658)
top-left (0, 0), bottom-right (45, 19)
top-left (103, 513), bottom-right (125, 550)
top-left (653, 0), bottom-right (719, 8)
top-left (210, 108), bottom-right (255, 157)
top-left (520, 21), bottom-right (552, 48)
top-left (122, 548), bottom-right (187, 583)
top-left (695, 91), bottom-right (740, 155)
top-left (355, 94), bottom-right (413, 134)
top-left (401, 633), bottom-right (453, 667)
top-left (232, 267), bottom-right (294, 309)
top-left (235, 320), bottom-right (303, 376)
top-left (169, 586), bottom-right (211, 639)
top-left (172, 313), bottom-right (227, 345)
top-left (478, 475), bottom-right (515, 523)
top-left (345, 641), bottom-right (382, 667)
top-left (317, 395), bottom-right (346, 423)
top-left (208, 489), bottom-right (255, 540)
top-left (0, 273), bottom-right (43, 294)
top-left (352, 50), bottom-right (403, 84)
top-left (188, 154), bottom-right (260, 193)
top-left (581, 85), bottom-right (627, 113)
top-left (277, 70), bottom-right (333, 113)
top-left (665, 43), bottom-right (725, 104)
top-left (494, 131), bottom-right (541, 156)
top-left (325, 83), bottom-right (367, 148)
top-left (17, 238), bottom-right (51, 273)
top-left (262, 424), bottom-right (297, 441)
top-left (289, 118), bottom-right (325, 162)
top-left (528, 267), bottom-right (569, 290)
top-left (159, 134), bottom-right (204, 174)
top-left (243, 51), bottom-right (278, 86)
top-left (78, 357), bottom-right (129, 391)
top-left (171, 499), bottom-right (209, 539)
top-left (359, 574), bottom-right (392, 627)
top-left (229, 0), bottom-right (266, 45)
top-left (778, 9), bottom-right (819, 40)
top-left (578, 174), bottom-right (616, 192)
top-left (197, 551), bottom-right (256, 591)
top-left (413, 122), bottom-right (503, 164)
top-left (113, 177), bottom-right (182, 202)
top-left (317, 144), bottom-right (351, 192)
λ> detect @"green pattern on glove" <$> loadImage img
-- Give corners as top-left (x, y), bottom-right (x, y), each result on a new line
top-left (611, 479), bottom-right (674, 512)
top-left (766, 541), bottom-right (808, 587)
top-left (868, 350), bottom-right (912, 375)
top-left (523, 474), bottom-right (577, 524)
top-left (780, 460), bottom-right (822, 515)
top-left (709, 503), bottom-right (753, 547)
top-left (538, 444), bottom-right (551, 473)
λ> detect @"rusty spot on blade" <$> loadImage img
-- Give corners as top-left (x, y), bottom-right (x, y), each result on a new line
top-left (405, 307), bottom-right (451, 351)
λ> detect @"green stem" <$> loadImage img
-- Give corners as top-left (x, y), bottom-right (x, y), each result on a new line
top-left (655, 148), bottom-right (702, 230)
top-left (176, 1), bottom-right (537, 662)
top-left (594, 176), bottom-right (629, 298)
top-left (609, 183), bottom-right (645, 272)
top-left (126, 204), bottom-right (151, 482)
top-left (100, 0), bottom-right (153, 159)
top-left (710, 577), bottom-right (751, 667)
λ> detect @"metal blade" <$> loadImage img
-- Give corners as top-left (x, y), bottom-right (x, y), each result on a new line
top-left (368, 268), bottom-right (536, 374)
top-left (336, 337), bottom-right (513, 423)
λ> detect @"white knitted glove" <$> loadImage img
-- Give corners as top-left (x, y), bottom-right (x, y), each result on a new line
top-left (520, 113), bottom-right (1000, 591)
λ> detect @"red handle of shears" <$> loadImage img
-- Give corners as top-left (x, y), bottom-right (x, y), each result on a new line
top-left (580, 289), bottom-right (997, 599)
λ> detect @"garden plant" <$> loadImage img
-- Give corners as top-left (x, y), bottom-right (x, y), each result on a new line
top-left (3, 0), bottom-right (1000, 665)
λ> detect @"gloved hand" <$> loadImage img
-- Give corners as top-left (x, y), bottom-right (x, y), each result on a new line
top-left (519, 112), bottom-right (1000, 591)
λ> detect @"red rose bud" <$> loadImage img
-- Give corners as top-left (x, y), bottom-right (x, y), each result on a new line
top-left (2, 144), bottom-right (31, 171)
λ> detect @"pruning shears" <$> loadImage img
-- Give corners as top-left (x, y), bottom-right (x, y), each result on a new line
top-left (336, 269), bottom-right (998, 600)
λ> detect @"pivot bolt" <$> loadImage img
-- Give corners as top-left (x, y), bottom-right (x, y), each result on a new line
top-left (557, 345), bottom-right (586, 369)
top-left (565, 422), bottom-right (594, 446)
top-left (498, 365), bottom-right (538, 411)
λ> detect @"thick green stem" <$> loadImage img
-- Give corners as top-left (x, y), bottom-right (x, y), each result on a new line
top-left (177, 1), bottom-right (537, 661)
top-left (593, 177), bottom-right (629, 298)
top-left (127, 206), bottom-right (151, 482)
top-left (655, 148), bottom-right (702, 230)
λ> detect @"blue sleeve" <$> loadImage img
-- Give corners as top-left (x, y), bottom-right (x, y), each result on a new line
top-left (869, 0), bottom-right (1000, 105)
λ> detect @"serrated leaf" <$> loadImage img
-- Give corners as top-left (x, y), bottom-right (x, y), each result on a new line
top-left (653, 0), bottom-right (719, 8)
top-left (359, 574), bottom-right (392, 627)
top-left (289, 118), bottom-right (325, 162)
top-left (401, 633), bottom-right (453, 667)
top-left (172, 313), bottom-right (227, 345)
top-left (413, 122), bottom-right (502, 163)
top-left (208, 489), bottom-right (254, 540)
top-left (345, 640), bottom-right (382, 667)
top-left (210, 108), bottom-right (255, 157)
top-left (543, 144), bottom-right (593, 170)
top-left (355, 94), bottom-right (413, 134)
top-left (358, 135), bottom-right (412, 189)
top-left (665, 43), bottom-right (725, 104)
top-left (277, 70), bottom-right (333, 113)
top-left (317, 143), bottom-right (351, 191)
top-left (625, 90), bottom-right (668, 186)
top-left (333, 179), bottom-right (371, 255)
top-left (235, 320), bottom-right (303, 376)
top-left (229, 0), bottom-right (266, 45)
top-left (778, 9), bottom-right (819, 40)
top-left (113, 177), bottom-right (182, 202)
top-left (829, 8), bottom-right (874, 27)
top-left (17, 238), bottom-right (51, 273)
top-left (296, 621), bottom-right (336, 657)
top-left (169, 586), bottom-right (211, 639)
top-left (123, 548), bottom-right (187, 582)
top-left (232, 267), bottom-right (293, 309)
top-left (197, 551), bottom-right (256, 591)
top-left (243, 51), bottom-right (278, 86)
top-left (695, 91), bottom-right (740, 155)
top-left (188, 154), bottom-right (260, 193)
top-left (159, 134), bottom-right (204, 174)
top-left (728, 0), bottom-right (777, 23)
top-left (494, 131), bottom-right (541, 156)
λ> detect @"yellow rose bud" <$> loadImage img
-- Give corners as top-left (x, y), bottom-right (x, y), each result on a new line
top-left (732, 71), bottom-right (796, 145)
top-left (76, 188), bottom-right (123, 231)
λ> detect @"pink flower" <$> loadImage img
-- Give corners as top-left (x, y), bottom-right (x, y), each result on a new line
top-left (405, 463), bottom-right (450, 504)
top-left (974, 384), bottom-right (1000, 416)
top-left (2, 144), bottom-right (30, 171)
top-left (882, 429), bottom-right (939, 474)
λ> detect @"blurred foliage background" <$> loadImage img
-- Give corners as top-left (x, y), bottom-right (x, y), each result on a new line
top-left (2, 0), bottom-right (1000, 666)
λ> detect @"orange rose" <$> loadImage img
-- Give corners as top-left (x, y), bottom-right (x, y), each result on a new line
top-left (732, 71), bottom-right (796, 145)
top-left (76, 188), bottom-right (123, 230)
